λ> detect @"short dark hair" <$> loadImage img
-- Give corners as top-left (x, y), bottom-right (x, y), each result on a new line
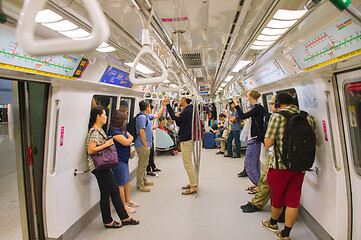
top-left (110, 110), bottom-right (127, 130)
top-left (185, 98), bottom-right (192, 104)
top-left (276, 93), bottom-right (293, 105)
top-left (219, 113), bottom-right (226, 118)
top-left (159, 116), bottom-right (166, 122)
top-left (139, 100), bottom-right (150, 111)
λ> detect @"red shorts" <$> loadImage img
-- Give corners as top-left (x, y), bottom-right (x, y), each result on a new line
top-left (267, 168), bottom-right (305, 208)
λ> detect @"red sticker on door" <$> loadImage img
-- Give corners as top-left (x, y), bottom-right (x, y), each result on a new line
top-left (60, 126), bottom-right (64, 146)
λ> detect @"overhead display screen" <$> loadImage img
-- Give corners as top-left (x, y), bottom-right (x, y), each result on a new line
top-left (290, 16), bottom-right (361, 71)
top-left (0, 27), bottom-right (82, 78)
top-left (100, 66), bottom-right (133, 88)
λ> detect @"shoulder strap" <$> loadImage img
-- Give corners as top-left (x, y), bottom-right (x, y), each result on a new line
top-left (300, 110), bottom-right (308, 119)
top-left (274, 140), bottom-right (281, 170)
top-left (93, 128), bottom-right (107, 140)
top-left (277, 111), bottom-right (292, 120)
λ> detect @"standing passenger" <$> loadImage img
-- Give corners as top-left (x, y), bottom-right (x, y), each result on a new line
top-left (232, 90), bottom-right (266, 193)
top-left (108, 110), bottom-right (139, 214)
top-left (135, 100), bottom-right (165, 192)
top-left (164, 97), bottom-right (197, 195)
top-left (87, 107), bottom-right (139, 228)
top-left (261, 93), bottom-right (316, 240)
top-left (224, 101), bottom-right (241, 158)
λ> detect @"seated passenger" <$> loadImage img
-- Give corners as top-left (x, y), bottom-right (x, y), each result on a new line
top-left (87, 106), bottom-right (139, 228)
top-left (215, 113), bottom-right (229, 154)
top-left (158, 116), bottom-right (178, 154)
top-left (108, 110), bottom-right (139, 214)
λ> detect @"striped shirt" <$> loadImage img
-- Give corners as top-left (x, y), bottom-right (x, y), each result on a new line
top-left (86, 127), bottom-right (107, 171)
top-left (265, 105), bottom-right (316, 169)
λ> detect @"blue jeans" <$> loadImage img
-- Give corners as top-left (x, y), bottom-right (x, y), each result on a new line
top-left (227, 130), bottom-right (240, 156)
top-left (215, 132), bottom-right (221, 147)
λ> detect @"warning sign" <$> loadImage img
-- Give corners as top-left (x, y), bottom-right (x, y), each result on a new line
top-left (348, 106), bottom-right (357, 127)
top-left (346, 82), bottom-right (361, 92)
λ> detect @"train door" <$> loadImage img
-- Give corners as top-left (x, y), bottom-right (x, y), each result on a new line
top-left (0, 79), bottom-right (49, 240)
top-left (336, 69), bottom-right (361, 240)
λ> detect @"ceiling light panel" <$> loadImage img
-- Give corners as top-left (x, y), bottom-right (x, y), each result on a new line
top-left (267, 19), bottom-right (297, 29)
top-left (273, 9), bottom-right (308, 20)
top-left (170, 84), bottom-right (179, 88)
top-left (220, 83), bottom-right (227, 87)
top-left (59, 29), bottom-right (90, 38)
top-left (42, 20), bottom-right (78, 31)
top-left (125, 62), bottom-right (154, 74)
top-left (163, 80), bottom-right (170, 83)
top-left (250, 45), bottom-right (269, 50)
top-left (35, 9), bottom-right (63, 23)
top-left (253, 40), bottom-right (275, 46)
top-left (261, 27), bottom-right (288, 35)
top-left (225, 76), bottom-right (234, 82)
top-left (257, 35), bottom-right (281, 41)
top-left (98, 42), bottom-right (109, 48)
top-left (96, 46), bottom-right (116, 52)
top-left (232, 60), bottom-right (252, 72)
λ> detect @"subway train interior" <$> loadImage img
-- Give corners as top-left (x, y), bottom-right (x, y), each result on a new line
top-left (0, 0), bottom-right (361, 239)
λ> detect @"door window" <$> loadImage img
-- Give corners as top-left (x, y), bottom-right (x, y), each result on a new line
top-left (344, 81), bottom-right (361, 176)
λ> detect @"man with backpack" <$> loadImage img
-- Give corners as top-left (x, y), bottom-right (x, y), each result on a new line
top-left (261, 93), bottom-right (316, 240)
top-left (133, 100), bottom-right (165, 192)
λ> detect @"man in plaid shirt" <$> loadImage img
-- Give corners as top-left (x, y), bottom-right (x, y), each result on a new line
top-left (261, 93), bottom-right (316, 240)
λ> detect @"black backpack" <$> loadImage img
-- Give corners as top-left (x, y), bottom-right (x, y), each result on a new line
top-left (274, 110), bottom-right (316, 172)
top-left (127, 113), bottom-right (148, 143)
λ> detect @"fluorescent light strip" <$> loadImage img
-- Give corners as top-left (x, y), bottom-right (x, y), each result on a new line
top-left (98, 42), bottom-right (109, 48)
top-left (273, 9), bottom-right (308, 20)
top-left (220, 83), bottom-right (227, 87)
top-left (253, 40), bottom-right (275, 46)
top-left (257, 34), bottom-right (281, 41)
top-left (267, 19), bottom-right (297, 29)
top-left (261, 27), bottom-right (288, 35)
top-left (250, 45), bottom-right (269, 50)
top-left (225, 76), bottom-right (234, 82)
top-left (170, 84), bottom-right (179, 88)
top-left (35, 9), bottom-right (63, 23)
top-left (42, 20), bottom-right (78, 31)
top-left (125, 62), bottom-right (154, 74)
top-left (96, 46), bottom-right (116, 52)
top-left (59, 29), bottom-right (90, 38)
top-left (163, 80), bottom-right (171, 83)
top-left (232, 60), bottom-right (251, 72)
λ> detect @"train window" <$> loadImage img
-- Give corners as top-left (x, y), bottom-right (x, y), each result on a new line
top-left (120, 98), bottom-right (135, 122)
top-left (262, 92), bottom-right (274, 113)
top-left (276, 88), bottom-right (299, 107)
top-left (91, 95), bottom-right (117, 133)
top-left (344, 82), bottom-right (361, 176)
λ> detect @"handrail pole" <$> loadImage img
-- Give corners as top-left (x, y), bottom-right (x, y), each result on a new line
top-left (50, 100), bottom-right (60, 175)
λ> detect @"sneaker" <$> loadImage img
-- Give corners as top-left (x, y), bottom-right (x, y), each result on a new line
top-left (231, 154), bottom-right (241, 158)
top-left (238, 170), bottom-right (248, 177)
top-left (224, 154), bottom-right (232, 157)
top-left (147, 172), bottom-right (156, 176)
top-left (127, 200), bottom-right (139, 208)
top-left (261, 219), bottom-right (278, 232)
top-left (144, 181), bottom-right (154, 186)
top-left (153, 168), bottom-right (162, 172)
top-left (275, 231), bottom-right (290, 240)
top-left (125, 206), bottom-right (136, 214)
top-left (240, 201), bottom-right (252, 210)
top-left (242, 203), bottom-right (261, 213)
top-left (216, 151), bottom-right (224, 154)
top-left (137, 186), bottom-right (150, 192)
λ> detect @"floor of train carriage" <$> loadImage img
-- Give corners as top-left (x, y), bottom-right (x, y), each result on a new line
top-left (0, 122), bottom-right (22, 240)
top-left (80, 148), bottom-right (318, 240)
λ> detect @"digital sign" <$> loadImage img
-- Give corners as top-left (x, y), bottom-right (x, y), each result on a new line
top-left (100, 66), bottom-right (133, 88)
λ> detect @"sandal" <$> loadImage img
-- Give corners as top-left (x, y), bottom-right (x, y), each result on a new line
top-left (122, 218), bottom-right (140, 225)
top-left (182, 184), bottom-right (191, 190)
top-left (125, 206), bottom-right (136, 214)
top-left (127, 200), bottom-right (139, 208)
top-left (248, 189), bottom-right (257, 195)
top-left (104, 221), bottom-right (122, 228)
top-left (182, 189), bottom-right (197, 195)
top-left (245, 186), bottom-right (256, 191)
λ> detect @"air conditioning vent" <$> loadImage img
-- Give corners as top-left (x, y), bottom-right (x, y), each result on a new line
top-left (182, 52), bottom-right (203, 67)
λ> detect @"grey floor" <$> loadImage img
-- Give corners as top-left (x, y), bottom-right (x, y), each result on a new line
top-left (79, 148), bottom-right (318, 240)
top-left (0, 122), bottom-right (22, 240)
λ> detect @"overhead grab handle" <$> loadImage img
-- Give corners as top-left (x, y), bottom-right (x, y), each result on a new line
top-left (129, 7), bottom-right (168, 85)
top-left (179, 84), bottom-right (194, 99)
top-left (15, 0), bottom-right (110, 56)
top-left (151, 92), bottom-right (158, 100)
top-left (144, 90), bottom-right (152, 99)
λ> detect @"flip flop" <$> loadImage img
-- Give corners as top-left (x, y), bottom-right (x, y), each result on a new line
top-left (122, 218), bottom-right (140, 225)
top-left (248, 189), bottom-right (257, 195)
top-left (245, 186), bottom-right (256, 191)
top-left (104, 221), bottom-right (122, 228)
top-left (182, 189), bottom-right (197, 195)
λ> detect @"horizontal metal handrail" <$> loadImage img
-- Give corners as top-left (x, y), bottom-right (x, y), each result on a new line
top-left (74, 169), bottom-right (89, 176)
top-left (308, 166), bottom-right (319, 175)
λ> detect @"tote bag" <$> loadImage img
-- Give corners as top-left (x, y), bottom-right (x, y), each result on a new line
top-left (90, 130), bottom-right (119, 171)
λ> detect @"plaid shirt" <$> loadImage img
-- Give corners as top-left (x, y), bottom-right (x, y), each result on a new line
top-left (86, 127), bottom-right (107, 171)
top-left (265, 105), bottom-right (316, 169)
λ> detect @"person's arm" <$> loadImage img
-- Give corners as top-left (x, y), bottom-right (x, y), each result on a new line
top-left (230, 116), bottom-right (237, 123)
top-left (88, 139), bottom-right (114, 155)
top-left (235, 105), bottom-right (261, 120)
top-left (154, 101), bottom-right (165, 119)
top-left (113, 134), bottom-right (133, 146)
top-left (264, 137), bottom-right (275, 152)
top-left (264, 114), bottom-right (279, 152)
top-left (139, 128), bottom-right (148, 147)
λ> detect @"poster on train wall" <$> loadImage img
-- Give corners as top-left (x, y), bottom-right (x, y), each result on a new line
top-left (290, 15), bottom-right (361, 71)
top-left (0, 27), bottom-right (82, 78)
top-left (301, 80), bottom-right (318, 108)
top-left (99, 66), bottom-right (133, 88)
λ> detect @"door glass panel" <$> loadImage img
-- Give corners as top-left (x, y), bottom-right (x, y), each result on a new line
top-left (120, 98), bottom-right (135, 122)
top-left (344, 80), bottom-right (361, 176)
top-left (91, 96), bottom-right (117, 133)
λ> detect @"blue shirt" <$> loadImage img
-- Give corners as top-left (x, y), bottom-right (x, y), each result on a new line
top-left (231, 110), bottom-right (241, 131)
top-left (108, 127), bottom-right (130, 163)
top-left (134, 112), bottom-right (154, 147)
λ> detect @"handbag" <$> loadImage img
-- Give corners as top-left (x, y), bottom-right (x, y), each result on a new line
top-left (129, 146), bottom-right (136, 159)
top-left (90, 130), bottom-right (119, 171)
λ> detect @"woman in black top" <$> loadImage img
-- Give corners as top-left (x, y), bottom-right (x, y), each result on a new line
top-left (210, 103), bottom-right (217, 127)
top-left (232, 90), bottom-right (266, 194)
